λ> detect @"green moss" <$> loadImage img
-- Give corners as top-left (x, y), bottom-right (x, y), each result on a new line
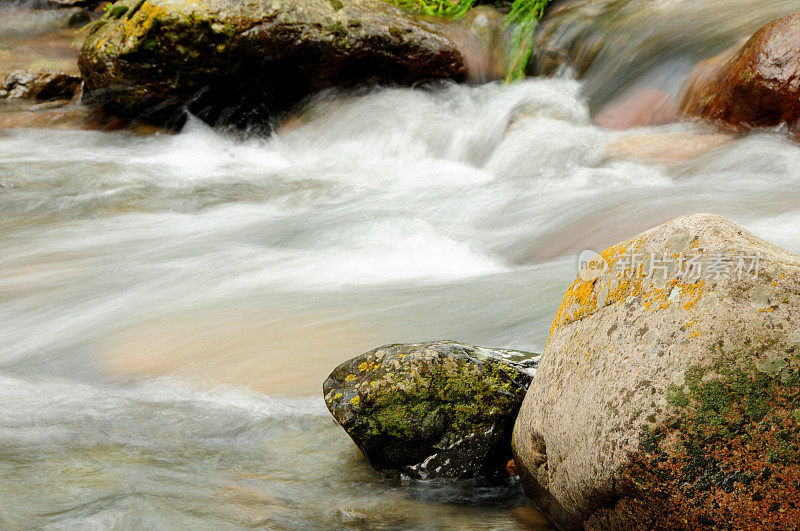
top-left (663, 359), bottom-right (800, 470)
top-left (639, 425), bottom-right (663, 453)
top-left (667, 385), bottom-right (689, 408)
top-left (389, 0), bottom-right (474, 19)
top-left (89, 19), bottom-right (107, 36)
top-left (128, 0), bottom-right (148, 19)
top-left (358, 359), bottom-right (525, 441)
top-left (109, 5), bottom-right (129, 19)
top-left (329, 21), bottom-right (348, 39)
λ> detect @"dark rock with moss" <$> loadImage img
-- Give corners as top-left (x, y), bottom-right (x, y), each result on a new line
top-left (513, 214), bottom-right (800, 529)
top-left (0, 70), bottom-right (81, 101)
top-left (78, 0), bottom-right (466, 127)
top-left (47, 0), bottom-right (104, 7)
top-left (324, 341), bottom-right (537, 479)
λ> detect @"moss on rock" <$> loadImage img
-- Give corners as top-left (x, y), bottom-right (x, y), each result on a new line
top-left (512, 214), bottom-right (800, 529)
top-left (589, 361), bottom-right (800, 529)
top-left (323, 341), bottom-right (537, 479)
top-left (78, 0), bottom-right (466, 127)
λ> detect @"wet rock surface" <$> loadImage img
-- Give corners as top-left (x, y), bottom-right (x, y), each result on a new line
top-left (513, 214), bottom-right (800, 529)
top-left (682, 12), bottom-right (800, 131)
top-left (0, 69), bottom-right (81, 101)
top-left (324, 341), bottom-right (537, 479)
top-left (78, 0), bottom-right (466, 127)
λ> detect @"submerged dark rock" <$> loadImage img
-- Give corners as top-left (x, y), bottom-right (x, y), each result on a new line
top-left (324, 340), bottom-right (537, 480)
top-left (78, 0), bottom-right (466, 128)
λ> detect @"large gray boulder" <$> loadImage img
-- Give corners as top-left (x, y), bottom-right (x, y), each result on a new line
top-left (324, 341), bottom-right (537, 479)
top-left (513, 214), bottom-right (800, 529)
top-left (78, 0), bottom-right (466, 127)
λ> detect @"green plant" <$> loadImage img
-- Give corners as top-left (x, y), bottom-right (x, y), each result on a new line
top-left (391, 0), bottom-right (476, 19)
top-left (387, 0), bottom-right (551, 82)
top-left (504, 0), bottom-right (550, 82)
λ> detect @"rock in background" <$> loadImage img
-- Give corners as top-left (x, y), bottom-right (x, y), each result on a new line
top-left (0, 70), bottom-right (81, 101)
top-left (513, 214), bottom-right (800, 529)
top-left (78, 0), bottom-right (466, 127)
top-left (324, 341), bottom-right (537, 480)
top-left (681, 12), bottom-right (800, 132)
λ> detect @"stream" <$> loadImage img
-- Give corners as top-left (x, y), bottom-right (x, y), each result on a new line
top-left (2, 1), bottom-right (800, 528)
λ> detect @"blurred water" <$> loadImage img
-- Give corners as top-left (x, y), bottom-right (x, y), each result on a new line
top-left (534, 0), bottom-right (800, 112)
top-left (3, 1), bottom-right (800, 528)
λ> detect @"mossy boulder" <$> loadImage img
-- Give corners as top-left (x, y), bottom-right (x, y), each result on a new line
top-left (324, 340), bottom-right (537, 479)
top-left (78, 0), bottom-right (466, 127)
top-left (512, 214), bottom-right (800, 529)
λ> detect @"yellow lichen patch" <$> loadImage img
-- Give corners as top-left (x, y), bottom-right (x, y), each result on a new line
top-left (345, 374), bottom-right (356, 382)
top-left (121, 3), bottom-right (169, 37)
top-left (349, 396), bottom-right (360, 406)
top-left (358, 361), bottom-right (368, 372)
top-left (548, 277), bottom-right (598, 337)
top-left (643, 278), bottom-right (678, 311)
top-left (333, 392), bottom-right (342, 400)
top-left (548, 234), bottom-right (652, 337)
top-left (676, 280), bottom-right (705, 310)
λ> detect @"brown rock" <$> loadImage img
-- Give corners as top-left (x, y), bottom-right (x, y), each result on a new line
top-left (595, 87), bottom-right (676, 130)
top-left (606, 131), bottom-right (732, 167)
top-left (506, 458), bottom-right (518, 477)
top-left (79, 0), bottom-right (466, 128)
top-left (682, 13), bottom-right (800, 129)
top-left (677, 44), bottom-right (739, 117)
top-left (0, 69), bottom-right (81, 101)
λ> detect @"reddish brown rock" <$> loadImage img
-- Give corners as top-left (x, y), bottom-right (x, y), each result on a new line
top-left (682, 13), bottom-right (800, 129)
top-left (595, 87), bottom-right (677, 130)
top-left (677, 44), bottom-right (739, 118)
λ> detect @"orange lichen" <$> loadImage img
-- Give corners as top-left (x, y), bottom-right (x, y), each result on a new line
top-left (676, 280), bottom-right (706, 310)
top-left (548, 234), bottom-right (712, 345)
top-left (549, 236), bottom-right (659, 338)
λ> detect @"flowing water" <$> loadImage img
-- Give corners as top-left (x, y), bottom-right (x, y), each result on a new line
top-left (2, 1), bottom-right (800, 528)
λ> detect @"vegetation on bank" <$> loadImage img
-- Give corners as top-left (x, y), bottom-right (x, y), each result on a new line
top-left (388, 0), bottom-right (551, 81)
